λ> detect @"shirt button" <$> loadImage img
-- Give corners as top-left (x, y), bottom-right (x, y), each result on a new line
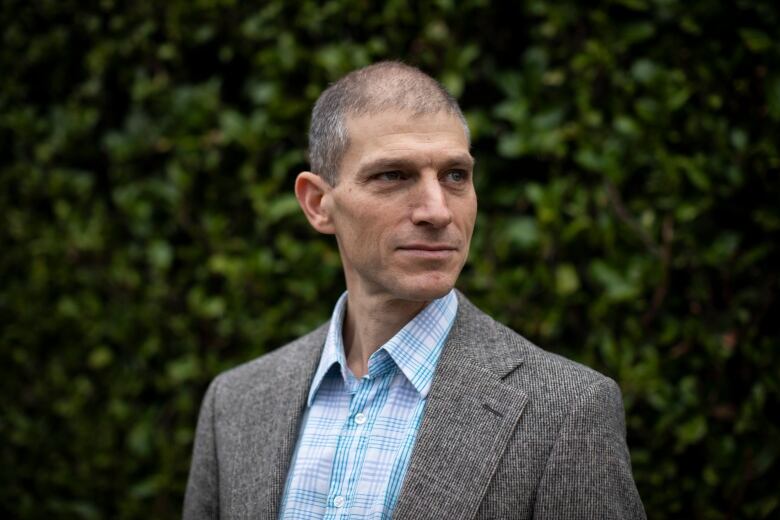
top-left (354, 412), bottom-right (366, 425)
top-left (333, 495), bottom-right (345, 508)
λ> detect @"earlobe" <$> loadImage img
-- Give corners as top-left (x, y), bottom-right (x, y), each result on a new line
top-left (295, 172), bottom-right (336, 234)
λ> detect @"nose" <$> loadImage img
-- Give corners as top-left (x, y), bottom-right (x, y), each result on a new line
top-left (410, 176), bottom-right (453, 228)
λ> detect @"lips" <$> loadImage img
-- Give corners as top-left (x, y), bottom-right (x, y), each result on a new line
top-left (396, 243), bottom-right (458, 260)
top-left (397, 243), bottom-right (458, 252)
top-left (398, 242), bottom-right (458, 251)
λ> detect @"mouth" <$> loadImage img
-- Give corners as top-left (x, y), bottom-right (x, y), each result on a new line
top-left (397, 243), bottom-right (458, 259)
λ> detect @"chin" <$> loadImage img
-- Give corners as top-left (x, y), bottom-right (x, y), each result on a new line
top-left (393, 273), bottom-right (458, 302)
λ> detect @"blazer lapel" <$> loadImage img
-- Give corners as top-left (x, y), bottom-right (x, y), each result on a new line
top-left (228, 324), bottom-right (328, 519)
top-left (394, 294), bottom-right (528, 520)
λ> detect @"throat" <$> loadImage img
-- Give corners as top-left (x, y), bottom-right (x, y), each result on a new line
top-left (341, 296), bottom-right (428, 378)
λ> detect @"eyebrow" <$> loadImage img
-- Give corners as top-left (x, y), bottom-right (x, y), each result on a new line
top-left (357, 153), bottom-right (475, 175)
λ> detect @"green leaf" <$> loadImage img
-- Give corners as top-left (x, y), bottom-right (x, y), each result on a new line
top-left (739, 28), bottom-right (772, 52)
top-left (555, 264), bottom-right (580, 295)
top-left (505, 217), bottom-right (540, 250)
top-left (676, 415), bottom-right (707, 447)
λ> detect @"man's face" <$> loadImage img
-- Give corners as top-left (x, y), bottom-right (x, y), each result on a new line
top-left (323, 109), bottom-right (477, 303)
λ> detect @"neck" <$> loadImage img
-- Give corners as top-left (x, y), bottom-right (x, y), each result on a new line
top-left (341, 289), bottom-right (429, 378)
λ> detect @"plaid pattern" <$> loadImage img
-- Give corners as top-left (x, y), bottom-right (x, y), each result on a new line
top-left (278, 290), bottom-right (458, 519)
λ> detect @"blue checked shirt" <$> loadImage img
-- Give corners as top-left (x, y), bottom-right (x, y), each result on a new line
top-left (278, 290), bottom-right (458, 519)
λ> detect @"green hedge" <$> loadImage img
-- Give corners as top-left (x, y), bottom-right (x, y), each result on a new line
top-left (2, 0), bottom-right (779, 517)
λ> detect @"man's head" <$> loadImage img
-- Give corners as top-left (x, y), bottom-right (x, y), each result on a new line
top-left (296, 62), bottom-right (477, 303)
top-left (308, 61), bottom-right (470, 186)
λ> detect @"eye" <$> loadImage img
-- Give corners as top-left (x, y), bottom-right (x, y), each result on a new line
top-left (374, 171), bottom-right (405, 181)
top-left (444, 169), bottom-right (468, 182)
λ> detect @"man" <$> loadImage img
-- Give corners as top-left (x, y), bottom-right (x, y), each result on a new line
top-left (184, 61), bottom-right (646, 519)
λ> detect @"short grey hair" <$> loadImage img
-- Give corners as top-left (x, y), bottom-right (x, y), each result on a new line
top-left (308, 61), bottom-right (470, 185)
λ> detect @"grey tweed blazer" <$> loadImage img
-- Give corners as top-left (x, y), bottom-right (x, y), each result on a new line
top-left (184, 292), bottom-right (646, 519)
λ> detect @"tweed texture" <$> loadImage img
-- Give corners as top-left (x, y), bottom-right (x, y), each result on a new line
top-left (183, 292), bottom-right (646, 519)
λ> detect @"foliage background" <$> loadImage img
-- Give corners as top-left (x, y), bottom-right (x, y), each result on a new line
top-left (2, 0), bottom-right (779, 518)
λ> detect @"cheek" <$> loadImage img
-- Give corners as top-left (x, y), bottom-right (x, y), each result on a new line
top-left (454, 197), bottom-right (478, 230)
top-left (337, 206), bottom-right (388, 254)
top-left (333, 193), bottom-right (403, 252)
top-left (348, 200), bottom-right (395, 231)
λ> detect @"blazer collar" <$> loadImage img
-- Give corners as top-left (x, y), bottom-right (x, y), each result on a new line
top-left (393, 290), bottom-right (529, 520)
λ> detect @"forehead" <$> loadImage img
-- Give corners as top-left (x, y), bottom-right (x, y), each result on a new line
top-left (340, 110), bottom-right (471, 175)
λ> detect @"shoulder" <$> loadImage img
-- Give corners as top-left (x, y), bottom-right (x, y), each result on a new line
top-left (521, 337), bottom-right (615, 398)
top-left (521, 341), bottom-right (624, 428)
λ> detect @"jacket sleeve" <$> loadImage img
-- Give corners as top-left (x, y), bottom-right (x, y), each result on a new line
top-left (183, 377), bottom-right (220, 520)
top-left (533, 378), bottom-right (646, 520)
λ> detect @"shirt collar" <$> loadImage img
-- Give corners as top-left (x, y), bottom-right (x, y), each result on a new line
top-left (307, 289), bottom-right (458, 406)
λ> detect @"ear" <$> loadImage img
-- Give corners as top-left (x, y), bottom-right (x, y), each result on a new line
top-left (295, 171), bottom-right (336, 234)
